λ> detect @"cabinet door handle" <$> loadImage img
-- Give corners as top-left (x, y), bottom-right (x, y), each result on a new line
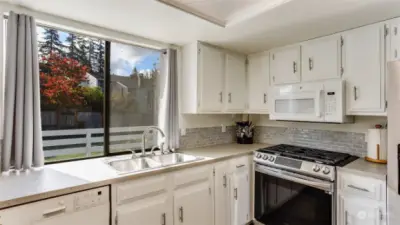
top-left (42, 206), bottom-right (67, 218)
top-left (353, 86), bottom-right (357, 101)
top-left (223, 174), bottom-right (227, 188)
top-left (228, 93), bottom-right (232, 103)
top-left (219, 92), bottom-right (223, 103)
top-left (179, 207), bottom-right (184, 222)
top-left (234, 188), bottom-right (238, 200)
top-left (293, 61), bottom-right (297, 73)
top-left (348, 184), bottom-right (369, 192)
top-left (379, 209), bottom-right (383, 221)
top-left (161, 213), bottom-right (166, 225)
top-left (309, 57), bottom-right (313, 71)
top-left (263, 93), bottom-right (267, 104)
top-left (345, 211), bottom-right (349, 225)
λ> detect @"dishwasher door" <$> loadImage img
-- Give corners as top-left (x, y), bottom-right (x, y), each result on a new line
top-left (33, 204), bottom-right (109, 225)
top-left (0, 186), bottom-right (110, 225)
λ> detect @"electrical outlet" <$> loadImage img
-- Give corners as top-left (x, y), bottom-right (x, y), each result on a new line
top-left (221, 125), bottom-right (226, 133)
top-left (180, 128), bottom-right (186, 136)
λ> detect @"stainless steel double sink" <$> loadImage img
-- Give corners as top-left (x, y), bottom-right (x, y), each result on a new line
top-left (105, 153), bottom-right (204, 174)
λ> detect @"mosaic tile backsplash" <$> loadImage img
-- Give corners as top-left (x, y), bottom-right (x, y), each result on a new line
top-left (180, 126), bottom-right (367, 157)
top-left (254, 126), bottom-right (367, 157)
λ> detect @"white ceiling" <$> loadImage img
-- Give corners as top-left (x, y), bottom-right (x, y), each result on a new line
top-left (8, 0), bottom-right (400, 53)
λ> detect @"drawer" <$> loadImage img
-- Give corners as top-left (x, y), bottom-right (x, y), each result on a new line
top-left (115, 175), bottom-right (168, 204)
top-left (229, 155), bottom-right (251, 171)
top-left (173, 164), bottom-right (212, 187)
top-left (338, 171), bottom-right (386, 201)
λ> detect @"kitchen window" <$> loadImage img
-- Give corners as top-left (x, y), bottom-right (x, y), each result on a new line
top-left (34, 25), bottom-right (162, 163)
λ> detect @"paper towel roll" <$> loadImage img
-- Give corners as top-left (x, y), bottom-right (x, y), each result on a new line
top-left (366, 129), bottom-right (387, 163)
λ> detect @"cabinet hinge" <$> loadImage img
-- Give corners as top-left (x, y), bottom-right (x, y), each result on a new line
top-left (395, 27), bottom-right (398, 36)
top-left (246, 175), bottom-right (249, 181)
top-left (115, 215), bottom-right (118, 225)
top-left (209, 187), bottom-right (212, 195)
top-left (198, 48), bottom-right (201, 54)
top-left (340, 36), bottom-right (344, 47)
top-left (341, 67), bottom-right (344, 75)
top-left (385, 25), bottom-right (390, 37)
top-left (386, 100), bottom-right (388, 109)
top-left (272, 54), bottom-right (275, 60)
top-left (213, 168), bottom-right (215, 176)
top-left (379, 209), bottom-right (383, 221)
top-left (245, 58), bottom-right (249, 65)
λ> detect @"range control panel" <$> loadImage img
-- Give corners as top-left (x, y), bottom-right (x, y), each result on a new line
top-left (73, 186), bottom-right (109, 211)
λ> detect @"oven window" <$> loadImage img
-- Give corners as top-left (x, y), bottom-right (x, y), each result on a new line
top-left (255, 170), bottom-right (332, 225)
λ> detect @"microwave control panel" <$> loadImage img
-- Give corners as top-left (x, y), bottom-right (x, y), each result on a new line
top-left (325, 91), bottom-right (337, 115)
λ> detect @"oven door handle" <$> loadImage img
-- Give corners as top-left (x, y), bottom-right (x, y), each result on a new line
top-left (255, 165), bottom-right (333, 193)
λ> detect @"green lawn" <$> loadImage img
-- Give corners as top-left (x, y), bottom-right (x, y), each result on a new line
top-left (45, 151), bottom-right (104, 163)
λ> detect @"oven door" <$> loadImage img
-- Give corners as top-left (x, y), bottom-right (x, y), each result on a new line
top-left (254, 163), bottom-right (335, 225)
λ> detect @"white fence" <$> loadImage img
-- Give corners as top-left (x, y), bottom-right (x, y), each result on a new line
top-left (42, 126), bottom-right (157, 158)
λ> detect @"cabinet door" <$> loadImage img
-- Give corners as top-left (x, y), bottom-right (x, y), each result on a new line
top-left (389, 19), bottom-right (400, 61)
top-left (214, 162), bottom-right (230, 225)
top-left (343, 23), bottom-right (386, 115)
top-left (198, 44), bottom-right (225, 112)
top-left (231, 167), bottom-right (250, 225)
top-left (225, 53), bottom-right (246, 112)
top-left (116, 193), bottom-right (170, 225)
top-left (301, 35), bottom-right (341, 81)
top-left (174, 181), bottom-right (213, 225)
top-left (338, 195), bottom-right (384, 225)
top-left (247, 53), bottom-right (270, 113)
top-left (270, 46), bottom-right (301, 85)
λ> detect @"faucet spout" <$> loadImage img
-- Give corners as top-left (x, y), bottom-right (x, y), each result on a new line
top-left (141, 126), bottom-right (166, 157)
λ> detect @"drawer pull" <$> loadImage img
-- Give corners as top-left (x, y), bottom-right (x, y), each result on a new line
top-left (43, 206), bottom-right (67, 217)
top-left (348, 184), bottom-right (369, 192)
top-left (236, 164), bottom-right (245, 168)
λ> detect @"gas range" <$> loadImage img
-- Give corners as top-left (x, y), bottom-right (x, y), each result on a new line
top-left (254, 144), bottom-right (357, 181)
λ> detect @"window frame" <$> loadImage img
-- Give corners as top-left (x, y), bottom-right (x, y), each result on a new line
top-left (14, 21), bottom-right (162, 164)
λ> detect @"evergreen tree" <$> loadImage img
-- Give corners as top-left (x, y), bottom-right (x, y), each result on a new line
top-left (39, 28), bottom-right (64, 56)
top-left (65, 33), bottom-right (79, 60)
top-left (97, 40), bottom-right (105, 76)
top-left (76, 35), bottom-right (90, 68)
top-left (131, 67), bottom-right (139, 77)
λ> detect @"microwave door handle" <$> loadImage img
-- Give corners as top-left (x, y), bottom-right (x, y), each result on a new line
top-left (315, 90), bottom-right (322, 117)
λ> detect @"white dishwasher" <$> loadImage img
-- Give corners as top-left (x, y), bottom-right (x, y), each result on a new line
top-left (0, 186), bottom-right (110, 225)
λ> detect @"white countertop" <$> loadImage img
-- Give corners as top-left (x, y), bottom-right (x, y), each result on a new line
top-left (0, 143), bottom-right (266, 209)
top-left (339, 158), bottom-right (387, 180)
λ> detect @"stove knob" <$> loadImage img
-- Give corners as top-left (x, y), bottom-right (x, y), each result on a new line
top-left (322, 167), bottom-right (331, 175)
top-left (263, 155), bottom-right (269, 160)
top-left (268, 156), bottom-right (275, 162)
top-left (313, 165), bottom-right (321, 172)
top-left (256, 153), bottom-right (262, 158)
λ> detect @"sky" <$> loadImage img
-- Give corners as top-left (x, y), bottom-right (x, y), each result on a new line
top-left (37, 26), bottom-right (160, 77)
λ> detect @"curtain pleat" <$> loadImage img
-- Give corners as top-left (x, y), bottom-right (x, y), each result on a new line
top-left (159, 49), bottom-right (179, 151)
top-left (1, 12), bottom-right (44, 171)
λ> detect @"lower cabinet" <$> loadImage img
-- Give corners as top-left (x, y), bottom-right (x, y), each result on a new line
top-left (116, 193), bottom-right (170, 225)
top-left (174, 181), bottom-right (213, 225)
top-left (215, 156), bottom-right (252, 225)
top-left (112, 155), bottom-right (252, 225)
top-left (338, 194), bottom-right (385, 225)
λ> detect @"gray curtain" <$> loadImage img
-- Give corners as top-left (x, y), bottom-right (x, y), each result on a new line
top-left (1, 12), bottom-right (44, 171)
top-left (159, 49), bottom-right (179, 151)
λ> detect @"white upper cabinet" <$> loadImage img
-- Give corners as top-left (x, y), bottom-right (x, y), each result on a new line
top-left (301, 35), bottom-right (342, 81)
top-left (270, 45), bottom-right (301, 85)
top-left (198, 44), bottom-right (225, 112)
top-left (342, 23), bottom-right (386, 115)
top-left (389, 18), bottom-right (400, 61)
top-left (247, 52), bottom-right (270, 113)
top-left (225, 53), bottom-right (247, 112)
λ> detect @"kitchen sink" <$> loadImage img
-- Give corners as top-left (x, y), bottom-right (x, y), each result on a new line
top-left (149, 153), bottom-right (203, 166)
top-left (106, 157), bottom-right (161, 173)
top-left (105, 153), bottom-right (204, 174)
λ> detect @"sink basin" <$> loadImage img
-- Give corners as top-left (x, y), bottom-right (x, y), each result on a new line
top-left (106, 157), bottom-right (161, 173)
top-left (149, 153), bottom-right (203, 166)
top-left (105, 153), bottom-right (203, 174)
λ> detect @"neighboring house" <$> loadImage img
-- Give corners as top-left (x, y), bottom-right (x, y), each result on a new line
top-left (81, 73), bottom-right (98, 87)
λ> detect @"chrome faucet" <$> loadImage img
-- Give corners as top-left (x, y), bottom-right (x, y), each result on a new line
top-left (140, 126), bottom-right (165, 157)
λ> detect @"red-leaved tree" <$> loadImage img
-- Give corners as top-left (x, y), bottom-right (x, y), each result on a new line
top-left (40, 53), bottom-right (88, 106)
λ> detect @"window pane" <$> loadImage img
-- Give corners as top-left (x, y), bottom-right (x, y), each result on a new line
top-left (38, 26), bottom-right (105, 162)
top-left (109, 42), bottom-right (161, 153)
